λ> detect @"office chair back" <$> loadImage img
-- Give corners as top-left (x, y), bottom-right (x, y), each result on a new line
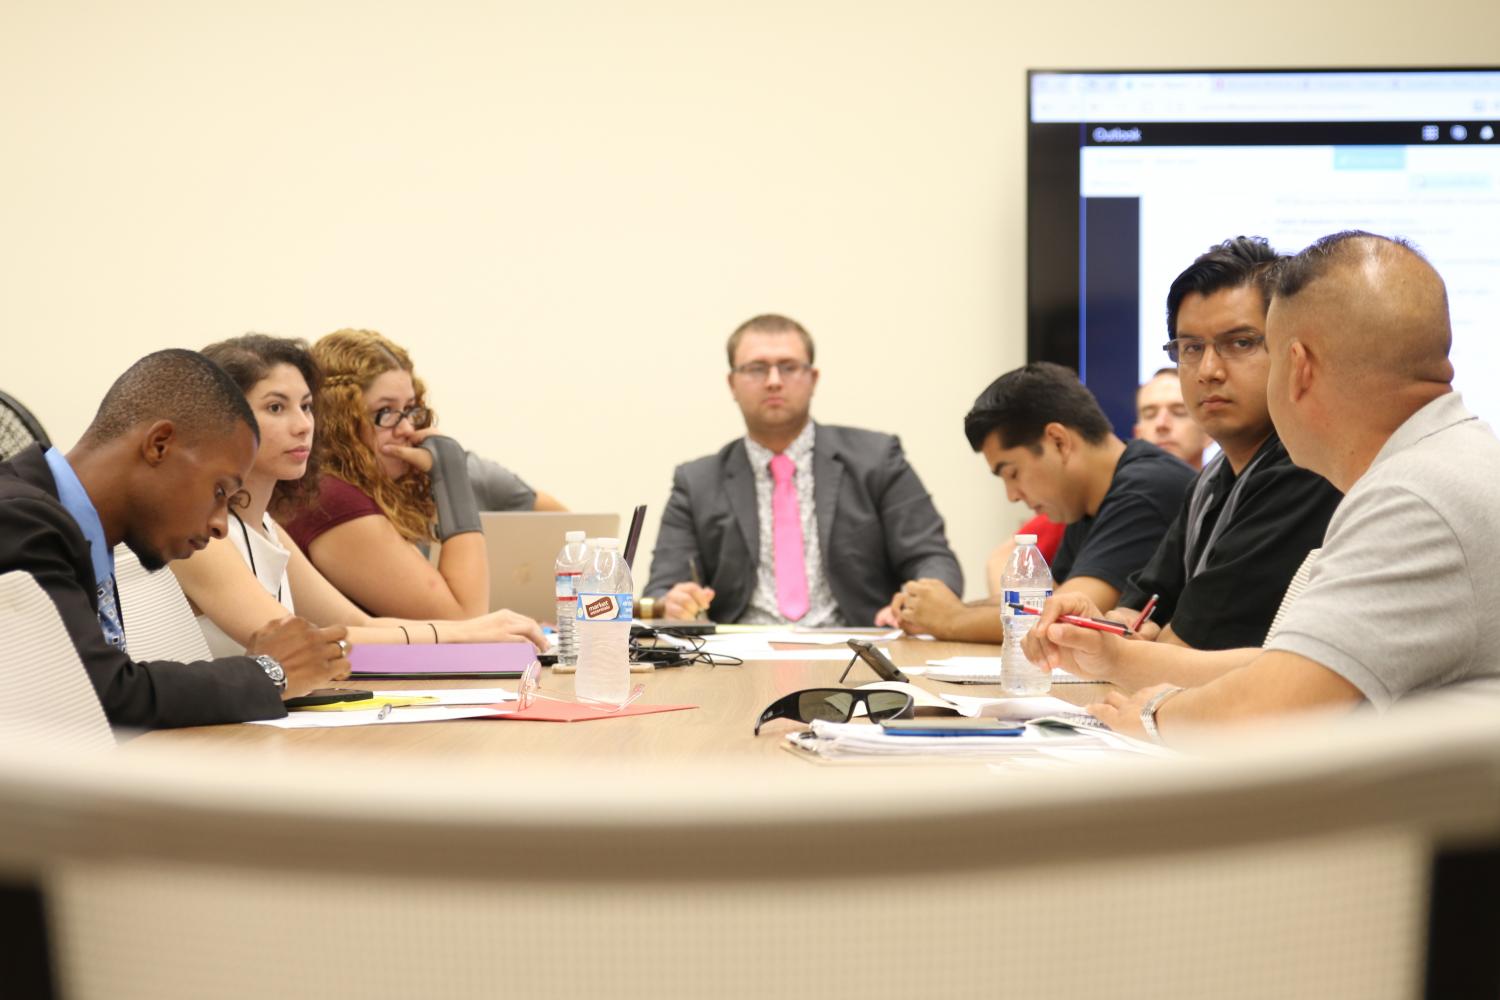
top-left (113, 544), bottom-right (213, 662)
top-left (0, 388), bottom-right (51, 462)
top-left (5, 698), bottom-right (1499, 1000)
top-left (0, 571), bottom-right (113, 749)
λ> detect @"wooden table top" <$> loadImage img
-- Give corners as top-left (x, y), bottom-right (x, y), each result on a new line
top-left (129, 639), bottom-right (1110, 764)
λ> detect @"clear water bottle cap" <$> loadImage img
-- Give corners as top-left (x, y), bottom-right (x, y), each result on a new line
top-left (564, 531), bottom-right (585, 541)
top-left (1014, 533), bottom-right (1038, 545)
top-left (595, 537), bottom-right (620, 549)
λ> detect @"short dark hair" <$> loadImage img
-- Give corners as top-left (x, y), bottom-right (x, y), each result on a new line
top-left (1135, 367), bottom-right (1180, 407)
top-left (725, 314), bottom-right (815, 369)
top-left (1270, 230), bottom-right (1425, 300)
top-left (201, 334), bottom-right (324, 516)
top-left (83, 349), bottom-right (258, 447)
top-left (963, 362), bottom-right (1112, 452)
top-left (1165, 236), bottom-right (1284, 340)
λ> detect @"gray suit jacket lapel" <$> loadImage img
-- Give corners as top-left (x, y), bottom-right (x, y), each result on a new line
top-left (723, 441), bottom-right (758, 557)
top-left (812, 423), bottom-right (841, 560)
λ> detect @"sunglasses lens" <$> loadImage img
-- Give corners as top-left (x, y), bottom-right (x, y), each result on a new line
top-left (797, 690), bottom-right (856, 723)
top-left (864, 691), bottom-right (913, 722)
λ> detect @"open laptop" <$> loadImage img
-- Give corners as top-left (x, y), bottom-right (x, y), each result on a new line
top-left (479, 511), bottom-right (621, 621)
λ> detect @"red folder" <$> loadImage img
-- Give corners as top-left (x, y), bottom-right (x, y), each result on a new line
top-left (487, 701), bottom-right (696, 723)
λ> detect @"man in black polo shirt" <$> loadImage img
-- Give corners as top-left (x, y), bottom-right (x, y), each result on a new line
top-left (1111, 237), bottom-right (1342, 650)
top-left (894, 362), bottom-right (1194, 641)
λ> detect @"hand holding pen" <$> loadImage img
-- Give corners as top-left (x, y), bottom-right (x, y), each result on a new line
top-left (1008, 603), bottom-right (1133, 637)
top-left (1018, 592), bottom-right (1136, 681)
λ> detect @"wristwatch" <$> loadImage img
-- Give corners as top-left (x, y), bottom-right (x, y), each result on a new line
top-left (254, 654), bottom-right (287, 693)
top-left (1140, 686), bottom-right (1185, 744)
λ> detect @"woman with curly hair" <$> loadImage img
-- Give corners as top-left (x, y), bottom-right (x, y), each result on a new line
top-left (279, 328), bottom-right (497, 621)
top-left (170, 334), bottom-right (544, 654)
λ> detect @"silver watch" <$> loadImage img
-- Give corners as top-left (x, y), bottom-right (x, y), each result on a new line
top-left (1140, 686), bottom-right (1185, 744)
top-left (254, 654), bottom-right (287, 693)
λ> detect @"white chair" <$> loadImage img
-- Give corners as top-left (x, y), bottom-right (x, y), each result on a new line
top-left (3, 698), bottom-right (1499, 999)
top-left (113, 544), bottom-right (212, 662)
top-left (0, 571), bottom-right (113, 749)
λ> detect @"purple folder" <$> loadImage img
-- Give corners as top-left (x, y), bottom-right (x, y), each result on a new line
top-left (348, 642), bottom-right (538, 678)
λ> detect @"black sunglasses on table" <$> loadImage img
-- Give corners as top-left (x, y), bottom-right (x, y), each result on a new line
top-left (753, 688), bottom-right (915, 736)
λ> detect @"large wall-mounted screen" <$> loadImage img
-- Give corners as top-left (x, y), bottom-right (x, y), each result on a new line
top-left (1028, 68), bottom-right (1500, 435)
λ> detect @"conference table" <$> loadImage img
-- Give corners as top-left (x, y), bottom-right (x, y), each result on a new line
top-left (131, 635), bottom-right (1111, 764)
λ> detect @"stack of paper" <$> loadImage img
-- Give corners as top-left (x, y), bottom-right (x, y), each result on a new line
top-left (906, 656), bottom-right (1087, 684)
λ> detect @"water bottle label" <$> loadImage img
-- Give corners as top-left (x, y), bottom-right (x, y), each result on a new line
top-left (577, 592), bottom-right (633, 622)
top-left (1002, 588), bottom-right (1051, 613)
top-left (555, 571), bottom-right (580, 598)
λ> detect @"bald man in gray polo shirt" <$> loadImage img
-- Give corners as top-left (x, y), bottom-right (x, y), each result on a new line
top-left (1023, 231), bottom-right (1500, 742)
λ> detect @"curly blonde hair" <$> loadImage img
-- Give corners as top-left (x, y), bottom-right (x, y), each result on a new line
top-left (310, 329), bottom-right (438, 543)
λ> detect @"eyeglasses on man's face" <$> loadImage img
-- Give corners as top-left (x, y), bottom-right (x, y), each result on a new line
top-left (1163, 333), bottom-right (1266, 367)
top-left (731, 361), bottom-right (813, 382)
top-left (369, 405), bottom-right (431, 429)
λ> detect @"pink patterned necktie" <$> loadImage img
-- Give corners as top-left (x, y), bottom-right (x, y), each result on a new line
top-left (769, 453), bottom-right (809, 622)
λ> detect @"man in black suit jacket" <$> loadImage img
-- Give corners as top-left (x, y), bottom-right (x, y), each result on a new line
top-left (643, 315), bottom-right (961, 626)
top-left (0, 350), bottom-right (350, 730)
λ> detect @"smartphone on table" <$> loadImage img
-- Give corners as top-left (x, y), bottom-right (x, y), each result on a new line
top-left (842, 639), bottom-right (910, 683)
top-left (880, 718), bottom-right (1026, 737)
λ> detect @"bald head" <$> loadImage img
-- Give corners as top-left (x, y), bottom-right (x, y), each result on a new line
top-left (1268, 231), bottom-right (1454, 393)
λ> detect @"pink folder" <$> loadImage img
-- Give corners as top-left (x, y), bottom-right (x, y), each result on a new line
top-left (348, 642), bottom-right (538, 678)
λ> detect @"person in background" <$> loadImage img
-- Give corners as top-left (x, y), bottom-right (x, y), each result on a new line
top-left (1110, 237), bottom-right (1342, 651)
top-left (468, 451), bottom-right (567, 512)
top-left (1134, 367), bottom-right (1210, 471)
top-left (0, 349), bottom-right (348, 729)
top-left (983, 367), bottom-right (1210, 595)
top-left (1027, 232), bottom-right (1500, 742)
top-left (892, 362), bottom-right (1193, 642)
top-left (171, 335), bottom-right (544, 656)
top-left (281, 329), bottom-right (492, 621)
top-left (644, 313), bottom-right (961, 626)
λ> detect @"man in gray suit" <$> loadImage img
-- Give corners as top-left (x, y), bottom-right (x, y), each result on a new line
top-left (644, 314), bottom-right (961, 626)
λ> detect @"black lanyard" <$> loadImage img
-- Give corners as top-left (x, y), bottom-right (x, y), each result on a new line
top-left (233, 513), bottom-right (283, 604)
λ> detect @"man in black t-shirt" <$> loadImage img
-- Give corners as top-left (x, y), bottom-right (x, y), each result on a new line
top-left (1111, 238), bottom-right (1343, 650)
top-left (893, 362), bottom-right (1194, 642)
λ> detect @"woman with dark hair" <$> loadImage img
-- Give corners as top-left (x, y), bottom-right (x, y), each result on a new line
top-left (170, 334), bottom-right (544, 655)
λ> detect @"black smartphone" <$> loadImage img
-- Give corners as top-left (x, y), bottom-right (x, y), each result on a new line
top-left (842, 639), bottom-right (910, 683)
top-left (283, 688), bottom-right (374, 708)
top-left (881, 718), bottom-right (1026, 737)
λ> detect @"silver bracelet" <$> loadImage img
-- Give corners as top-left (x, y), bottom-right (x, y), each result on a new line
top-left (1140, 686), bottom-right (1185, 745)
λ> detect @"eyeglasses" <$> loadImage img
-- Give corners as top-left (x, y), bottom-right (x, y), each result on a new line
top-left (753, 687), bottom-right (914, 735)
top-left (731, 361), bottom-right (813, 382)
top-left (1163, 333), bottom-right (1266, 367)
top-left (513, 659), bottom-right (645, 713)
top-left (370, 405), bottom-right (431, 429)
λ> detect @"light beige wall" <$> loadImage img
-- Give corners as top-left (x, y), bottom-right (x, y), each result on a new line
top-left (4, 0), bottom-right (1497, 600)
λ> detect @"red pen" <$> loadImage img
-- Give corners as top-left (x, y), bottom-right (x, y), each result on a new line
top-left (1008, 604), bottom-right (1133, 637)
top-left (1130, 594), bottom-right (1159, 633)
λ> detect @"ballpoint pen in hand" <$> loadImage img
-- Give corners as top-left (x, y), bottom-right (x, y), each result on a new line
top-left (1007, 603), bottom-right (1133, 637)
top-left (1130, 594), bottom-right (1160, 633)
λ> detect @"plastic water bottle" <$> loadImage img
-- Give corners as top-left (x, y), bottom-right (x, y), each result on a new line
top-left (552, 531), bottom-right (590, 672)
top-left (575, 537), bottom-right (634, 705)
top-left (1000, 533), bottom-right (1054, 696)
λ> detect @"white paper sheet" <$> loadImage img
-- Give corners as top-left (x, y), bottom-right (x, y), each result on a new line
top-left (700, 638), bottom-right (890, 661)
top-left (367, 688), bottom-right (517, 704)
top-left (249, 706), bottom-right (502, 729)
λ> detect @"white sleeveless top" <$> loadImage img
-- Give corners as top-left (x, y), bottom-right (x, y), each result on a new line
top-left (197, 512), bottom-right (297, 657)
